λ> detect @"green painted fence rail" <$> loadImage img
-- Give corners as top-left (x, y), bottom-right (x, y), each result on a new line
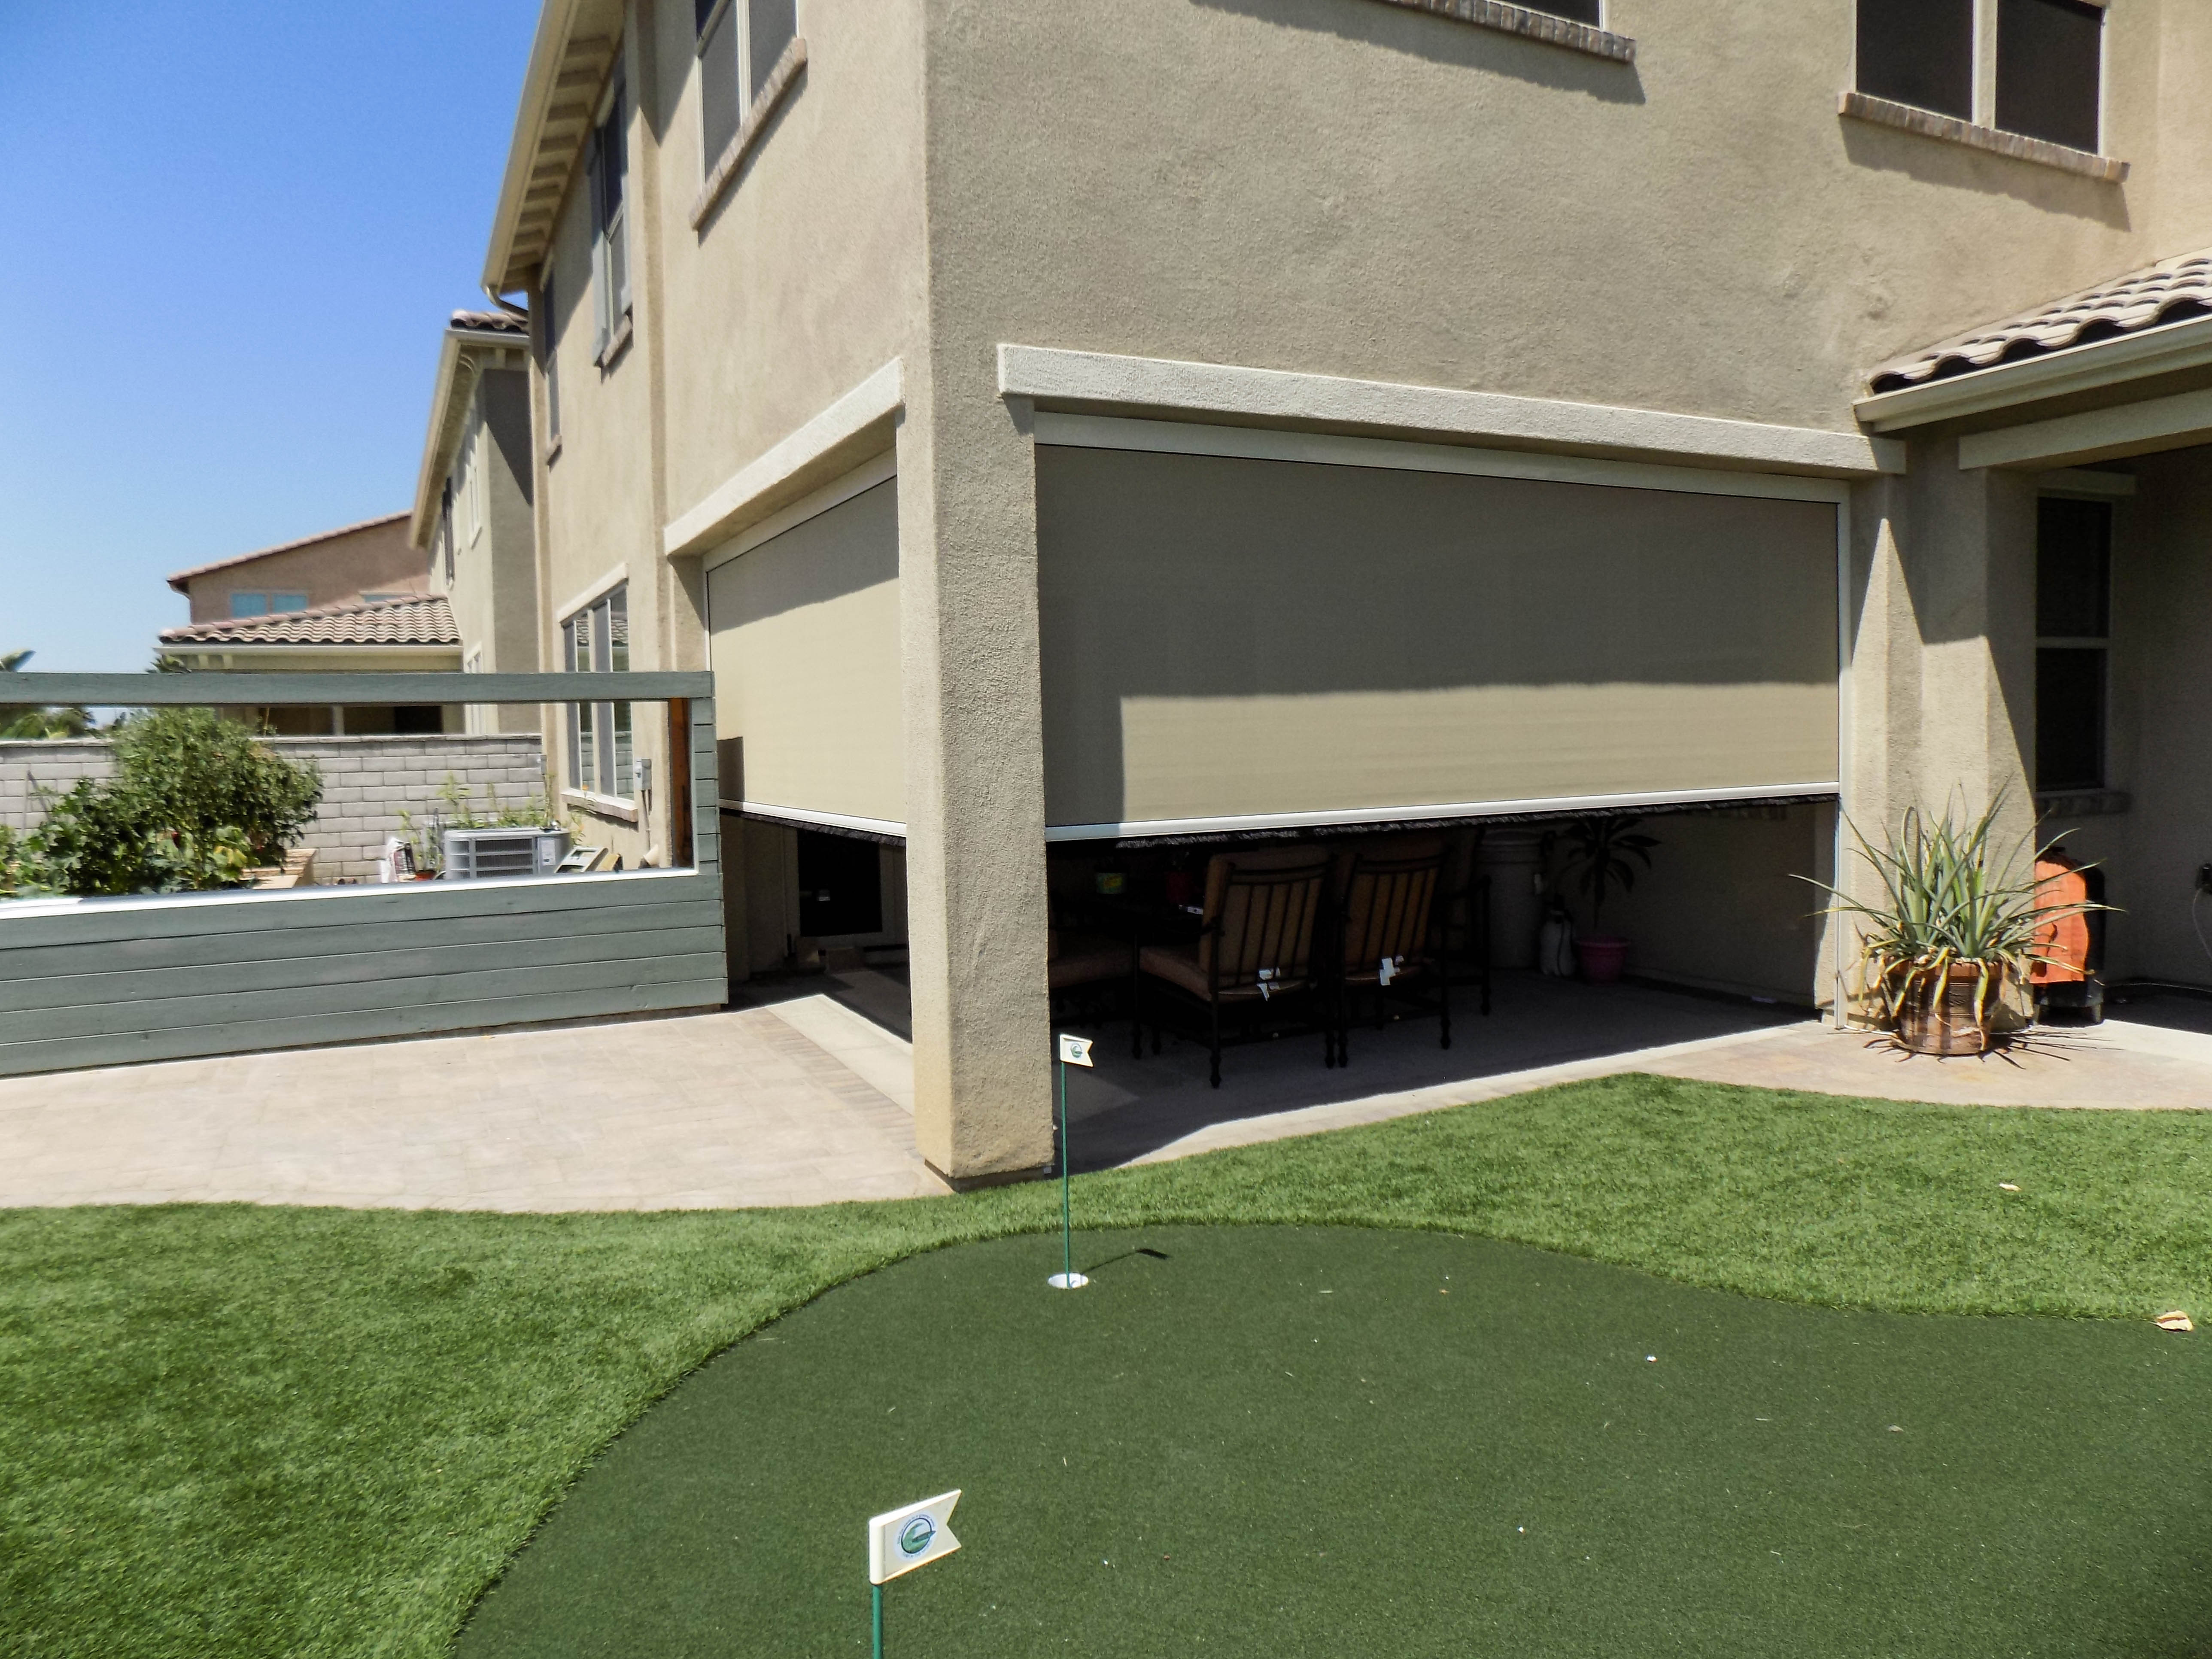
top-left (0, 674), bottom-right (726, 1077)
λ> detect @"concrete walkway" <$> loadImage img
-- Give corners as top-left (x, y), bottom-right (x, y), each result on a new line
top-left (1, 975), bottom-right (2206, 1212)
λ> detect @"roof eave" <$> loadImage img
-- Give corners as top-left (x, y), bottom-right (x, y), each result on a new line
top-left (1856, 313), bottom-right (2212, 433)
top-left (481, 0), bottom-right (621, 297)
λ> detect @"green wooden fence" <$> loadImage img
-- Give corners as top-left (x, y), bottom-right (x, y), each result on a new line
top-left (0, 673), bottom-right (724, 1076)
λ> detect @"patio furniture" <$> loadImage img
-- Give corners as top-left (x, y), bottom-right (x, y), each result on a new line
top-left (1326, 835), bottom-right (1449, 1067)
top-left (1133, 845), bottom-right (1331, 1087)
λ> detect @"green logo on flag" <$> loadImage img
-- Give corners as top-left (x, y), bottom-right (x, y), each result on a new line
top-left (898, 1515), bottom-right (936, 1556)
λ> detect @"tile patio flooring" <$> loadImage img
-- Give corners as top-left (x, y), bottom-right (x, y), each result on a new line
top-left (0, 973), bottom-right (2205, 1212)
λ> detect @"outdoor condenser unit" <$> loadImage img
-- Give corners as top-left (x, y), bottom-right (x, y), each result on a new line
top-left (441, 827), bottom-right (573, 880)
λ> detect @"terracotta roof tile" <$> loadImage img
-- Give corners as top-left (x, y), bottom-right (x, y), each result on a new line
top-left (450, 307), bottom-right (529, 336)
top-left (1869, 247), bottom-right (2212, 392)
top-left (159, 595), bottom-right (459, 648)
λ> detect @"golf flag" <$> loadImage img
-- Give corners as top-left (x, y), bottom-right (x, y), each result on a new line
top-left (1057, 1033), bottom-right (1094, 1067)
top-left (868, 1491), bottom-right (962, 1585)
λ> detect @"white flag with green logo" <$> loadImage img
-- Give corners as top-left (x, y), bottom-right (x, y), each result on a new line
top-left (868, 1490), bottom-right (962, 1584)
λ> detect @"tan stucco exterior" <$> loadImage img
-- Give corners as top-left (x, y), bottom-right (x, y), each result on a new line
top-left (170, 514), bottom-right (425, 624)
top-left (483, 0), bottom-right (2212, 1178)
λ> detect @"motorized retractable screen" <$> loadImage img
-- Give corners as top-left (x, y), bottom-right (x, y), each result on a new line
top-left (1036, 447), bottom-right (1838, 837)
top-left (705, 477), bottom-right (904, 829)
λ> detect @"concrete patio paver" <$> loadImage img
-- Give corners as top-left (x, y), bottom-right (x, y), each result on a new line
top-left (1, 972), bottom-right (2205, 1212)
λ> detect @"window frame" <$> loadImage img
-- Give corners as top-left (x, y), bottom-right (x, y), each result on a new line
top-left (561, 583), bottom-right (634, 805)
top-left (2033, 493), bottom-right (2114, 795)
top-left (228, 592), bottom-right (269, 619)
top-left (587, 72), bottom-right (631, 364)
top-left (1852, 0), bottom-right (2109, 156)
top-left (695, 0), bottom-right (798, 180)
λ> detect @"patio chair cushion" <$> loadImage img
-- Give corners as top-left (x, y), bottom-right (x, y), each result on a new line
top-left (1139, 942), bottom-right (1304, 1003)
top-left (1050, 931), bottom-right (1130, 991)
top-left (1195, 846), bottom-right (1331, 985)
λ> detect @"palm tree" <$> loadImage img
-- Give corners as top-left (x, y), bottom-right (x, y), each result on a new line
top-left (0, 650), bottom-right (95, 739)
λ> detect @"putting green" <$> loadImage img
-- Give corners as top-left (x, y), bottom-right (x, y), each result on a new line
top-left (458, 1228), bottom-right (2211, 1657)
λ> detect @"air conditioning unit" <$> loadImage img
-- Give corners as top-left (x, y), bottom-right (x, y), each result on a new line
top-left (441, 827), bottom-right (573, 880)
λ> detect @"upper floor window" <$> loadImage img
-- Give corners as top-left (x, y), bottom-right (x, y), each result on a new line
top-left (1522, 0), bottom-right (1600, 21)
top-left (1995, 0), bottom-right (2103, 154)
top-left (1856, 0), bottom-right (1973, 121)
top-left (2035, 495), bottom-right (2112, 793)
top-left (228, 592), bottom-right (308, 618)
top-left (696, 0), bottom-right (797, 170)
top-left (586, 73), bottom-right (631, 361)
top-left (562, 583), bottom-right (633, 802)
top-left (540, 272), bottom-right (562, 445)
top-left (1857, 0), bottom-right (2105, 152)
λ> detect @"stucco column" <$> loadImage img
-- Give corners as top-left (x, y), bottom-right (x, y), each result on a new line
top-left (895, 351), bottom-right (1055, 1184)
top-left (1901, 436), bottom-right (2037, 842)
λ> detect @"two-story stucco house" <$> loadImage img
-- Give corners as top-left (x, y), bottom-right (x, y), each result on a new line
top-left (474, 0), bottom-right (2212, 1185)
top-left (408, 309), bottom-right (544, 738)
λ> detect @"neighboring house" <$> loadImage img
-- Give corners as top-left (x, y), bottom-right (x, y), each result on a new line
top-left (408, 309), bottom-right (544, 737)
top-left (157, 596), bottom-right (463, 735)
top-left (474, 0), bottom-right (2212, 1183)
top-left (161, 510), bottom-right (453, 734)
top-left (167, 511), bottom-right (425, 624)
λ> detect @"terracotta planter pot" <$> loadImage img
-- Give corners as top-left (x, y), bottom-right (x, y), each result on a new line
top-left (1576, 936), bottom-right (1630, 984)
top-left (1893, 962), bottom-right (1997, 1055)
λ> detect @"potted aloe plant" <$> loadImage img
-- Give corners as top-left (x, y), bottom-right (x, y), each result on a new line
top-left (1550, 816), bottom-right (1659, 984)
top-left (1809, 793), bottom-right (2107, 1054)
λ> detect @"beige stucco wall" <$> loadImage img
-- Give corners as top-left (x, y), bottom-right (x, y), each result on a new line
top-left (920, 0), bottom-right (2206, 434)
top-left (437, 366), bottom-right (542, 736)
top-left (180, 517), bottom-right (425, 623)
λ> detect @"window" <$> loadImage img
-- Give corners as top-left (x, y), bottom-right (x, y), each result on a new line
top-left (540, 272), bottom-right (561, 444)
top-left (467, 414), bottom-right (487, 545)
top-left (362, 592), bottom-right (403, 605)
top-left (229, 592), bottom-right (267, 618)
top-left (562, 584), bottom-right (633, 801)
top-left (696, 0), bottom-right (797, 170)
top-left (1856, 0), bottom-right (2104, 153)
top-left (2035, 495), bottom-right (2111, 793)
top-left (1856, 0), bottom-right (1973, 121)
top-left (1522, 0), bottom-right (1600, 21)
top-left (438, 483), bottom-right (455, 587)
top-left (586, 75), bottom-right (630, 361)
top-left (1996, 0), bottom-right (2103, 154)
top-left (270, 593), bottom-right (308, 614)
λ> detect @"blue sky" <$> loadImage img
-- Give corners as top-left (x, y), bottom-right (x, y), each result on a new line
top-left (0, 3), bottom-right (541, 670)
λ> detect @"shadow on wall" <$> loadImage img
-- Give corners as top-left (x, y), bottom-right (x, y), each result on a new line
top-left (1837, 121), bottom-right (2132, 230)
top-left (1190, 0), bottom-right (1647, 105)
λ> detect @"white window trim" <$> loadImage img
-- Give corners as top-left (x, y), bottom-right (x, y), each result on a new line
top-left (702, 450), bottom-right (896, 574)
top-left (555, 563), bottom-right (629, 626)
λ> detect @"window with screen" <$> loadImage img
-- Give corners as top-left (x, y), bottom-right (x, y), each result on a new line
top-left (563, 584), bottom-right (633, 802)
top-left (229, 593), bottom-right (268, 618)
top-left (270, 593), bottom-right (308, 614)
top-left (540, 272), bottom-right (560, 444)
top-left (1996, 0), bottom-right (2103, 153)
top-left (586, 74), bottom-right (629, 360)
top-left (696, 0), bottom-right (797, 173)
top-left (1856, 0), bottom-right (1974, 120)
top-left (1522, 0), bottom-right (1601, 22)
top-left (2035, 495), bottom-right (2111, 793)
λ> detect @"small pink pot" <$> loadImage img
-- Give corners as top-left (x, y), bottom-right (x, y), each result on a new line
top-left (1576, 936), bottom-right (1630, 984)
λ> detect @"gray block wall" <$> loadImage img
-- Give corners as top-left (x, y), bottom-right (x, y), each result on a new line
top-left (0, 734), bottom-right (547, 883)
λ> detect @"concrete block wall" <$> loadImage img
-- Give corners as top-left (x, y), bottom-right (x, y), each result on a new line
top-left (0, 734), bottom-right (547, 884)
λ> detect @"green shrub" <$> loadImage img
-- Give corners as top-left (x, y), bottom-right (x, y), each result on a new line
top-left (0, 710), bottom-right (320, 899)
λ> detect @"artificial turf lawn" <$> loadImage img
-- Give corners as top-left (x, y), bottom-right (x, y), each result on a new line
top-left (456, 1226), bottom-right (2212, 1659)
top-left (3, 1073), bottom-right (2212, 1657)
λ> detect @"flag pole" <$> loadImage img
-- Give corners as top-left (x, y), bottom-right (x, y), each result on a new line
top-left (1060, 1056), bottom-right (1073, 1285)
top-left (1048, 1035), bottom-right (1090, 1288)
top-left (872, 1581), bottom-right (883, 1659)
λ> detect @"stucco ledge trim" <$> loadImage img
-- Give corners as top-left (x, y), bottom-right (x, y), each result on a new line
top-left (999, 346), bottom-right (1905, 478)
top-left (1838, 91), bottom-right (2129, 183)
top-left (688, 35), bottom-right (808, 231)
top-left (1370, 0), bottom-right (1634, 63)
top-left (662, 358), bottom-right (904, 559)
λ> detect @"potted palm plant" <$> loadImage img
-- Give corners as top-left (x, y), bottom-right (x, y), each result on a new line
top-left (1550, 816), bottom-right (1658, 984)
top-left (1809, 794), bottom-right (2107, 1054)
